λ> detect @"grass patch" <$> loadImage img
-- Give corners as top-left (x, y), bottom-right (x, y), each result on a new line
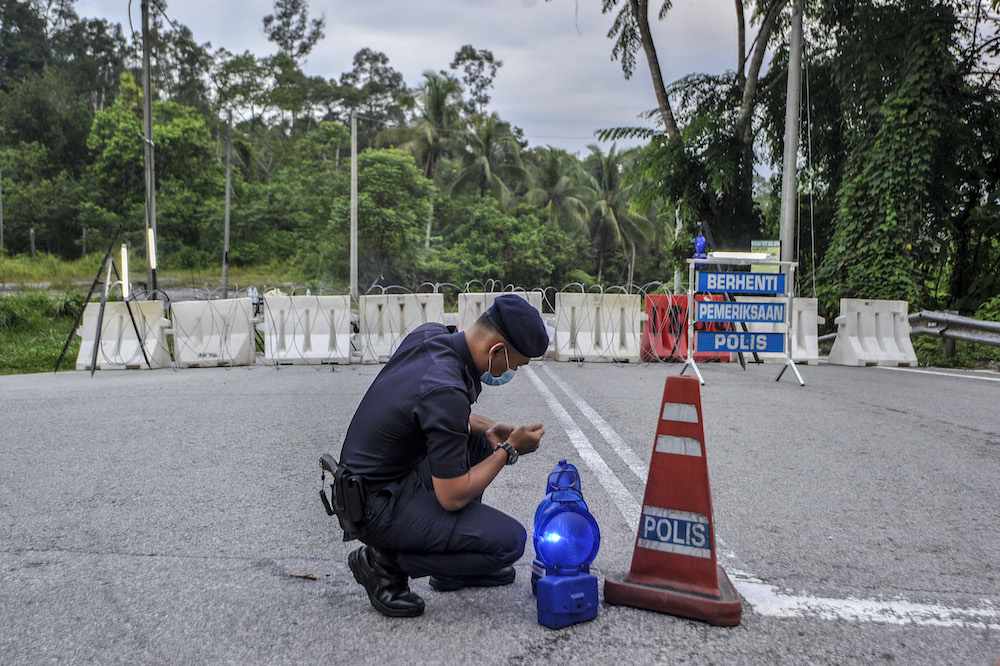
top-left (0, 291), bottom-right (85, 375)
top-left (0, 253), bottom-right (103, 288)
top-left (912, 335), bottom-right (1000, 371)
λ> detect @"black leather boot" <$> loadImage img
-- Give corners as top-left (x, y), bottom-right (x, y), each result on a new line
top-left (429, 565), bottom-right (516, 592)
top-left (348, 546), bottom-right (425, 617)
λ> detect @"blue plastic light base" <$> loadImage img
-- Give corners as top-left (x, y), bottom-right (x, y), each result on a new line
top-left (536, 572), bottom-right (599, 629)
top-left (531, 559), bottom-right (591, 596)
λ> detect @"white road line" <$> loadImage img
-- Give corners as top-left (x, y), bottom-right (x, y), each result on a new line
top-left (530, 364), bottom-right (1000, 630)
top-left (876, 366), bottom-right (1000, 383)
top-left (539, 363), bottom-right (649, 481)
top-left (732, 572), bottom-right (1000, 630)
top-left (523, 366), bottom-right (640, 531)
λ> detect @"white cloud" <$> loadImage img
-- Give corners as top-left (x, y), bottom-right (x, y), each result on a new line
top-left (75, 0), bottom-right (745, 153)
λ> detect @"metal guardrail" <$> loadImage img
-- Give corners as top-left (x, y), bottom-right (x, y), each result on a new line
top-left (817, 310), bottom-right (1000, 349)
top-left (908, 310), bottom-right (1000, 347)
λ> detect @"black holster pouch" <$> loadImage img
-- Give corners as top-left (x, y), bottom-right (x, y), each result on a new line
top-left (320, 453), bottom-right (368, 541)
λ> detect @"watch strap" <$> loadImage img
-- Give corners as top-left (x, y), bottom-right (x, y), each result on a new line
top-left (498, 442), bottom-right (518, 465)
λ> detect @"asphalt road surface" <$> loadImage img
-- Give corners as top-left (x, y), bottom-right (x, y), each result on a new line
top-left (1, 360), bottom-right (998, 665)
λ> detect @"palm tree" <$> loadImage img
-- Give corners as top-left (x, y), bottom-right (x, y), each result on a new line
top-left (450, 113), bottom-right (530, 208)
top-left (378, 71), bottom-right (463, 248)
top-left (585, 144), bottom-right (653, 284)
top-left (525, 146), bottom-right (593, 233)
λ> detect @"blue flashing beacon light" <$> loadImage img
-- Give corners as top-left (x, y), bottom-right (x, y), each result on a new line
top-left (694, 232), bottom-right (708, 259)
top-left (532, 460), bottom-right (601, 629)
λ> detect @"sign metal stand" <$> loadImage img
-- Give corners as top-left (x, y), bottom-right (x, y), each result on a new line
top-left (680, 256), bottom-right (804, 386)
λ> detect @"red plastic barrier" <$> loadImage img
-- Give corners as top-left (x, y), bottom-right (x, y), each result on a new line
top-left (641, 295), bottom-right (730, 362)
top-left (604, 374), bottom-right (742, 626)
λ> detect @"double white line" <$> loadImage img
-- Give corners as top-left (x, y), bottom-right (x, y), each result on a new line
top-left (523, 364), bottom-right (1000, 631)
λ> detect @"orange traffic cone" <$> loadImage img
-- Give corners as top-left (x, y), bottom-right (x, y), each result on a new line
top-left (604, 374), bottom-right (742, 626)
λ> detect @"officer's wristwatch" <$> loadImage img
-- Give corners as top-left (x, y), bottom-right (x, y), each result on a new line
top-left (497, 442), bottom-right (518, 465)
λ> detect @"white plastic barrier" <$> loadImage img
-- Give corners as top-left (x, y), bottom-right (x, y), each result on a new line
top-left (456, 292), bottom-right (544, 331)
top-left (75, 301), bottom-right (171, 370)
top-left (358, 293), bottom-right (445, 363)
top-left (170, 298), bottom-right (257, 368)
top-left (262, 294), bottom-right (352, 365)
top-left (828, 298), bottom-right (917, 367)
top-left (552, 293), bottom-right (642, 362)
top-left (733, 296), bottom-right (822, 365)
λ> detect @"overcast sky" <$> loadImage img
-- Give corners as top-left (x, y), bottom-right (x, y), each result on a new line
top-left (74, 0), bottom-right (742, 155)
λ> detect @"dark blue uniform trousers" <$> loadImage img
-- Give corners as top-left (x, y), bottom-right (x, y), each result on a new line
top-left (357, 435), bottom-right (526, 578)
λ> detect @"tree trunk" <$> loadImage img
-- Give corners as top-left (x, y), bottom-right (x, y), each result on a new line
top-left (735, 0), bottom-right (746, 85)
top-left (631, 0), bottom-right (681, 139)
top-left (736, 0), bottom-right (788, 143)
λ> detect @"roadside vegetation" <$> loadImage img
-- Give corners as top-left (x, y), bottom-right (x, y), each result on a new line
top-left (1, 284), bottom-right (997, 376)
top-left (1, 0), bottom-right (998, 375)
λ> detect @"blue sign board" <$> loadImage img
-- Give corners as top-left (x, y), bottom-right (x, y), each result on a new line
top-left (695, 300), bottom-right (785, 323)
top-left (697, 271), bottom-right (785, 294)
top-left (696, 331), bottom-right (784, 353)
top-left (637, 507), bottom-right (712, 559)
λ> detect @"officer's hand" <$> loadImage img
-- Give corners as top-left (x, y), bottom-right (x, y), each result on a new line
top-left (485, 421), bottom-right (516, 448)
top-left (508, 422), bottom-right (544, 455)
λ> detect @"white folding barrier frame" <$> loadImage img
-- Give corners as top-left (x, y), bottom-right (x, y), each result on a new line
top-left (552, 292), bottom-right (642, 362)
top-left (170, 298), bottom-right (257, 368)
top-left (76, 301), bottom-right (172, 370)
top-left (734, 296), bottom-right (822, 365)
top-left (358, 293), bottom-right (445, 364)
top-left (682, 257), bottom-right (803, 385)
top-left (262, 294), bottom-right (352, 365)
top-left (828, 298), bottom-right (917, 367)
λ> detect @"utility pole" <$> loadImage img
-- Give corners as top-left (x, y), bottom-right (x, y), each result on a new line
top-left (0, 170), bottom-right (4, 254)
top-left (350, 111), bottom-right (358, 304)
top-left (222, 111), bottom-right (232, 298)
top-left (779, 0), bottom-right (803, 265)
top-left (141, 0), bottom-right (158, 294)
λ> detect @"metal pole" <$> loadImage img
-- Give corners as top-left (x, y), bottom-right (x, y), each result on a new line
top-left (222, 111), bottom-right (232, 298)
top-left (779, 0), bottom-right (803, 265)
top-left (142, 0), bottom-right (158, 294)
top-left (350, 111), bottom-right (358, 304)
top-left (0, 169), bottom-right (4, 254)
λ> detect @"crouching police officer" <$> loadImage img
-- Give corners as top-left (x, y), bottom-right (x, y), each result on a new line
top-left (334, 295), bottom-right (549, 617)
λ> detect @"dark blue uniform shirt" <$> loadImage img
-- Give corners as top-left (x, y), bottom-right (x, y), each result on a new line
top-left (340, 323), bottom-right (482, 487)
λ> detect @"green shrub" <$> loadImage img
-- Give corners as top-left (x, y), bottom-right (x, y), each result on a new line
top-left (0, 291), bottom-right (84, 374)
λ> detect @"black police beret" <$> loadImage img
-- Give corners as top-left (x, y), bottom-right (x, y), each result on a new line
top-left (487, 294), bottom-right (549, 358)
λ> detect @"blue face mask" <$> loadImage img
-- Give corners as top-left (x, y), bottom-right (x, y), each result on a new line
top-left (481, 346), bottom-right (515, 387)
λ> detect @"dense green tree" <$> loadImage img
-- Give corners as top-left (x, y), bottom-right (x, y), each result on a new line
top-left (0, 0), bottom-right (49, 89)
top-left (52, 16), bottom-right (128, 111)
top-left (321, 149), bottom-right (430, 287)
top-left (262, 0), bottom-right (325, 62)
top-left (379, 71), bottom-right (465, 247)
top-left (584, 144), bottom-right (652, 283)
top-left (0, 68), bottom-right (92, 175)
top-left (338, 48), bottom-right (408, 149)
top-left (451, 113), bottom-right (529, 206)
top-left (214, 50), bottom-right (270, 124)
top-left (86, 73), bottom-right (223, 264)
top-left (0, 141), bottom-right (82, 256)
top-left (525, 146), bottom-right (593, 233)
top-left (553, 0), bottom-right (787, 251)
top-left (154, 24), bottom-right (212, 116)
top-left (438, 199), bottom-right (584, 288)
top-left (813, 0), bottom-right (1000, 312)
top-left (449, 44), bottom-right (503, 117)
